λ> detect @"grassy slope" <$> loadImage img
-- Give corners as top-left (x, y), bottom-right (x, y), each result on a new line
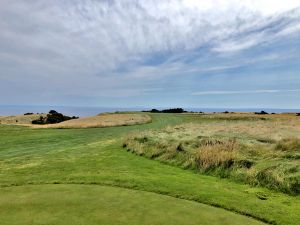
top-left (0, 184), bottom-right (265, 225)
top-left (0, 113), bottom-right (299, 225)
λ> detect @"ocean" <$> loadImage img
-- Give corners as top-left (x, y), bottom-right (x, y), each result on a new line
top-left (0, 105), bottom-right (299, 117)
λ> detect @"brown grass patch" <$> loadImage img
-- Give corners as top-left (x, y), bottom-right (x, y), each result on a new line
top-left (0, 114), bottom-right (47, 125)
top-left (31, 113), bottom-right (152, 129)
top-left (194, 139), bottom-right (238, 170)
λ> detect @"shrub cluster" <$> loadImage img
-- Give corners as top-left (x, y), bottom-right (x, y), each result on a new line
top-left (144, 108), bottom-right (186, 113)
top-left (255, 111), bottom-right (268, 115)
top-left (32, 110), bottom-right (78, 125)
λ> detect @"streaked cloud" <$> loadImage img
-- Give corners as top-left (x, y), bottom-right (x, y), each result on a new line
top-left (192, 89), bottom-right (300, 96)
top-left (0, 1), bottom-right (300, 108)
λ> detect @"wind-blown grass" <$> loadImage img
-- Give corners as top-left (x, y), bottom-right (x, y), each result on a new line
top-left (124, 115), bottom-right (300, 195)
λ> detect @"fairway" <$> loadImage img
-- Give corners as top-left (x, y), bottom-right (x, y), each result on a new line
top-left (2, 1), bottom-right (300, 224)
top-left (0, 113), bottom-right (299, 225)
top-left (0, 184), bottom-right (265, 225)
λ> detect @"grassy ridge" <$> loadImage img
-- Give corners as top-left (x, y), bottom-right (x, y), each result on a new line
top-left (0, 113), bottom-right (299, 225)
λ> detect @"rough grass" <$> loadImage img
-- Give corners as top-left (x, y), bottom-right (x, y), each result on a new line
top-left (0, 114), bottom-right (47, 125)
top-left (0, 113), bottom-right (299, 225)
top-left (0, 113), bottom-right (151, 129)
top-left (124, 114), bottom-right (300, 195)
top-left (31, 113), bottom-right (151, 128)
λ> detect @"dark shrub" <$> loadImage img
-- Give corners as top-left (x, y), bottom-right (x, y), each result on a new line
top-left (49, 110), bottom-right (59, 114)
top-left (46, 112), bottom-right (65, 124)
top-left (147, 108), bottom-right (186, 113)
top-left (255, 111), bottom-right (268, 115)
top-left (32, 116), bottom-right (45, 124)
top-left (31, 111), bottom-right (78, 125)
top-left (297, 113), bottom-right (300, 116)
top-left (24, 112), bottom-right (34, 115)
top-left (162, 108), bottom-right (185, 113)
top-left (151, 109), bottom-right (160, 113)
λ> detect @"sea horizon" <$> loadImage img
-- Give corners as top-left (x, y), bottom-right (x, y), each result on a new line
top-left (0, 105), bottom-right (299, 117)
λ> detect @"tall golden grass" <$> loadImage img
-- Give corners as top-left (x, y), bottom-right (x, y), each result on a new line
top-left (194, 139), bottom-right (238, 170)
top-left (32, 113), bottom-right (152, 128)
top-left (123, 114), bottom-right (300, 194)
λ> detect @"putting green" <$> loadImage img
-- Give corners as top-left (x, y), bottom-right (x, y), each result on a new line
top-left (0, 184), bottom-right (265, 225)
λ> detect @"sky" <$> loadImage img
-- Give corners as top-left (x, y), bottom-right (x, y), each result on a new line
top-left (0, 0), bottom-right (300, 109)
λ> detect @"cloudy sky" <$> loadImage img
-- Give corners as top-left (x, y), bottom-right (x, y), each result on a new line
top-left (1, 0), bottom-right (300, 109)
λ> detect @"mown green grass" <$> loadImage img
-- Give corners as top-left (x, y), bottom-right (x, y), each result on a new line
top-left (0, 184), bottom-right (266, 225)
top-left (0, 113), bottom-right (299, 225)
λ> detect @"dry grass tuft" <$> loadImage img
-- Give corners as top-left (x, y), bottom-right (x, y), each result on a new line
top-left (194, 139), bottom-right (238, 170)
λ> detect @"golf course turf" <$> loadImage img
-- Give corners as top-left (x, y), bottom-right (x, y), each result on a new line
top-left (0, 113), bottom-right (299, 225)
top-left (0, 184), bottom-right (266, 225)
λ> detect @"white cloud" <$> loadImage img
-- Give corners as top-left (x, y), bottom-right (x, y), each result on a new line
top-left (1, 0), bottom-right (300, 75)
top-left (183, 0), bottom-right (300, 15)
top-left (1, 0), bottom-right (300, 104)
top-left (192, 89), bottom-right (300, 95)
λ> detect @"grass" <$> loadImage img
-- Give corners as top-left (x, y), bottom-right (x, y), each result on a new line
top-left (0, 113), bottom-right (299, 225)
top-left (0, 113), bottom-right (151, 128)
top-left (0, 184), bottom-right (265, 225)
top-left (124, 114), bottom-right (300, 195)
top-left (32, 113), bottom-right (152, 128)
top-left (0, 114), bottom-right (47, 125)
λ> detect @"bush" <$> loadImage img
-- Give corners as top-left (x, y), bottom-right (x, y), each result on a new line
top-left (24, 112), bottom-right (34, 115)
top-left (146, 108), bottom-right (186, 113)
top-left (31, 110), bottom-right (78, 125)
top-left (255, 111), bottom-right (268, 115)
top-left (32, 116), bottom-right (45, 124)
top-left (162, 108), bottom-right (186, 113)
top-left (150, 109), bottom-right (160, 113)
top-left (49, 110), bottom-right (58, 114)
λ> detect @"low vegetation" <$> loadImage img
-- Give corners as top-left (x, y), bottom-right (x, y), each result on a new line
top-left (32, 110), bottom-right (78, 124)
top-left (124, 114), bottom-right (300, 195)
top-left (143, 108), bottom-right (186, 113)
top-left (0, 113), bottom-right (46, 125)
top-left (32, 113), bottom-right (152, 128)
top-left (255, 110), bottom-right (269, 115)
